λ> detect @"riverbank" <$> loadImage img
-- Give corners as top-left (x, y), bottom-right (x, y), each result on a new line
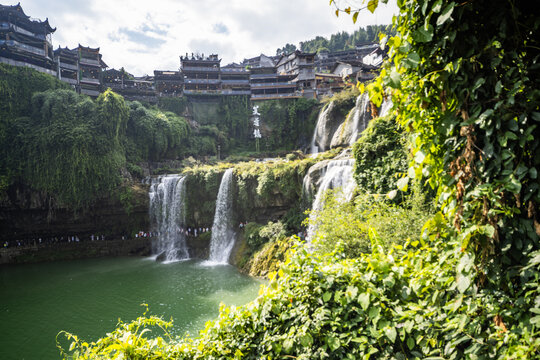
top-left (0, 237), bottom-right (152, 265)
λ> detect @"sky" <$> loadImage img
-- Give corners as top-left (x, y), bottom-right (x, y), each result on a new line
top-left (6, 0), bottom-right (398, 76)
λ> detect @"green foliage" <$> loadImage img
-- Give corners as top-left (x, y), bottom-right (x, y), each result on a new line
top-left (352, 114), bottom-right (408, 195)
top-left (244, 237), bottom-right (294, 277)
top-left (0, 64), bottom-right (70, 191)
top-left (255, 98), bottom-right (319, 151)
top-left (9, 89), bottom-right (126, 208)
top-left (321, 86), bottom-right (359, 117)
top-left (308, 191), bottom-right (430, 258)
top-left (296, 25), bottom-right (395, 54)
top-left (62, 240), bottom-right (540, 359)
top-left (158, 96), bottom-right (188, 116)
top-left (125, 101), bottom-right (190, 162)
top-left (368, 0), bottom-right (540, 266)
top-left (244, 221), bottom-right (288, 253)
top-left (275, 43), bottom-right (297, 56)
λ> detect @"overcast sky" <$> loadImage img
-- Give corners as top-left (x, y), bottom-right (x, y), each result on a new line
top-left (6, 0), bottom-right (397, 76)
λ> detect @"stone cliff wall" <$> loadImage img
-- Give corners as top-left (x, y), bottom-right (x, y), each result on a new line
top-left (0, 237), bottom-right (151, 265)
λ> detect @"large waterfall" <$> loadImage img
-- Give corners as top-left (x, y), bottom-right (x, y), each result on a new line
top-left (208, 169), bottom-right (236, 264)
top-left (305, 159), bottom-right (356, 241)
top-left (149, 174), bottom-right (189, 262)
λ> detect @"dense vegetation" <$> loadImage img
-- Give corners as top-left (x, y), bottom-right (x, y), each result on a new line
top-left (0, 65), bottom-right (320, 212)
top-left (276, 24), bottom-right (394, 55)
top-left (58, 0), bottom-right (540, 359)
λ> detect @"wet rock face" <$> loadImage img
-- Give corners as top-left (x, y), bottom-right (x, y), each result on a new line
top-left (330, 93), bottom-right (374, 149)
top-left (311, 93), bottom-right (375, 153)
top-left (310, 101), bottom-right (345, 153)
top-left (0, 182), bottom-right (149, 242)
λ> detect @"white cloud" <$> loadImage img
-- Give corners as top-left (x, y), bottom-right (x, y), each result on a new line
top-left (4, 0), bottom-right (397, 76)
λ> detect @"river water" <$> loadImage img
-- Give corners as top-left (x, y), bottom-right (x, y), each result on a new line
top-left (0, 257), bottom-right (262, 359)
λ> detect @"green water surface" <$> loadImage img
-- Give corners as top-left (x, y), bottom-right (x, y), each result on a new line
top-left (0, 257), bottom-right (262, 359)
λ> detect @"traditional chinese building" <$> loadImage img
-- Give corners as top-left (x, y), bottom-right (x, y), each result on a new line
top-left (154, 70), bottom-right (183, 97)
top-left (221, 63), bottom-right (250, 96)
top-left (77, 45), bottom-right (106, 96)
top-left (315, 43), bottom-right (380, 72)
top-left (181, 53), bottom-right (221, 97)
top-left (250, 66), bottom-right (300, 101)
top-left (315, 73), bottom-right (345, 99)
top-left (103, 69), bottom-right (156, 103)
top-left (276, 50), bottom-right (316, 99)
top-left (54, 46), bottom-right (78, 88)
top-left (0, 3), bottom-right (56, 75)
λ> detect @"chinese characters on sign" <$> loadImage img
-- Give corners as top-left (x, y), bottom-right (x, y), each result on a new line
top-left (252, 105), bottom-right (262, 152)
top-left (252, 105), bottom-right (262, 139)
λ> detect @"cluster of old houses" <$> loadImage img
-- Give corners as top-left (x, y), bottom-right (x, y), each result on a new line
top-left (0, 3), bottom-right (385, 102)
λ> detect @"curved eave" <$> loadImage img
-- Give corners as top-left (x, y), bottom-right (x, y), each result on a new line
top-left (43, 19), bottom-right (56, 33)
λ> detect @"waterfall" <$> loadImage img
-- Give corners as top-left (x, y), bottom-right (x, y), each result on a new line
top-left (310, 92), bottom-right (374, 154)
top-left (306, 159), bottom-right (355, 241)
top-left (379, 97), bottom-right (393, 118)
top-left (208, 169), bottom-right (236, 264)
top-left (310, 101), bottom-right (336, 154)
top-left (149, 174), bottom-right (189, 262)
top-left (345, 92), bottom-right (371, 147)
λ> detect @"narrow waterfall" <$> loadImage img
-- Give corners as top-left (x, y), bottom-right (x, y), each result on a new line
top-left (345, 92), bottom-right (371, 147)
top-left (310, 101), bottom-right (336, 154)
top-left (379, 97), bottom-right (393, 118)
top-left (208, 169), bottom-right (236, 264)
top-left (149, 174), bottom-right (189, 262)
top-left (306, 159), bottom-right (356, 241)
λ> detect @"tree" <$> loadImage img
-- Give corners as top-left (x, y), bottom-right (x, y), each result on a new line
top-left (276, 43), bottom-right (297, 56)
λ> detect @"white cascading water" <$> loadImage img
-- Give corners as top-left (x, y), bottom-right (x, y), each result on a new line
top-left (310, 101), bottom-right (335, 154)
top-left (306, 159), bottom-right (356, 242)
top-left (149, 174), bottom-right (189, 262)
top-left (346, 92), bottom-right (371, 147)
top-left (208, 169), bottom-right (236, 264)
top-left (379, 97), bottom-right (393, 118)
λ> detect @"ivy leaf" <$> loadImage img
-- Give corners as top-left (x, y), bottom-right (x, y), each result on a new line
top-left (388, 69), bottom-right (402, 88)
top-left (323, 291), bottom-right (332, 302)
top-left (283, 338), bottom-right (294, 353)
top-left (327, 335), bottom-right (341, 351)
top-left (403, 52), bottom-right (421, 68)
top-left (300, 333), bottom-right (313, 347)
top-left (413, 24), bottom-right (434, 43)
top-left (367, 0), bottom-right (379, 13)
top-left (505, 175), bottom-right (522, 194)
top-left (352, 11), bottom-right (359, 24)
top-left (358, 292), bottom-right (370, 310)
top-left (436, 3), bottom-right (455, 26)
top-left (385, 327), bottom-right (397, 343)
top-left (407, 337), bottom-right (415, 350)
top-left (414, 150), bottom-right (426, 164)
top-left (456, 275), bottom-right (471, 293)
top-left (387, 189), bottom-right (398, 200)
top-left (397, 177), bottom-right (409, 192)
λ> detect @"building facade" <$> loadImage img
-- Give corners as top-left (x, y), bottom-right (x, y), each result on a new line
top-left (77, 45), bottom-right (106, 96)
top-left (154, 70), bottom-right (183, 97)
top-left (54, 46), bottom-right (78, 87)
top-left (181, 53), bottom-right (221, 97)
top-left (0, 3), bottom-right (56, 75)
top-left (276, 50), bottom-right (316, 99)
top-left (221, 63), bottom-right (250, 96)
